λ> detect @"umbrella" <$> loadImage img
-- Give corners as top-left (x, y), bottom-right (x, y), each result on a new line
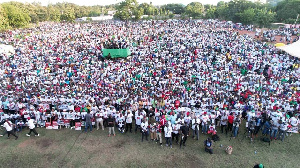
top-left (275, 43), bottom-right (285, 47)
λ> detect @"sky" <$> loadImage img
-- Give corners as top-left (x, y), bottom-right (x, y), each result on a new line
top-left (1, 0), bottom-right (266, 6)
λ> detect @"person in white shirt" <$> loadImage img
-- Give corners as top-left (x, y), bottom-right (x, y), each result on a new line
top-left (95, 111), bottom-right (104, 131)
top-left (141, 119), bottom-right (148, 142)
top-left (192, 116), bottom-right (200, 140)
top-left (3, 119), bottom-right (18, 140)
top-left (125, 110), bottom-right (133, 133)
top-left (164, 122), bottom-right (173, 148)
top-left (201, 112), bottom-right (209, 134)
top-left (26, 117), bottom-right (39, 137)
top-left (135, 112), bottom-right (142, 133)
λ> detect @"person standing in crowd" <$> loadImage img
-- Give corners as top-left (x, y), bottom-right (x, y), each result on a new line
top-left (201, 112), bottom-right (209, 134)
top-left (172, 121), bottom-right (180, 144)
top-left (156, 121), bottom-right (163, 146)
top-left (220, 113), bottom-right (228, 134)
top-left (150, 122), bottom-right (156, 141)
top-left (277, 120), bottom-right (288, 141)
top-left (26, 117), bottom-right (39, 137)
top-left (107, 115), bottom-right (115, 137)
top-left (3, 119), bottom-right (18, 140)
top-left (84, 111), bottom-right (93, 132)
top-left (249, 117), bottom-right (256, 142)
top-left (227, 112), bottom-right (234, 133)
top-left (164, 122), bottom-right (172, 148)
top-left (141, 119), bottom-right (148, 142)
top-left (192, 116), bottom-right (200, 140)
top-left (95, 111), bottom-right (104, 131)
top-left (180, 121), bottom-right (189, 148)
top-left (232, 115), bottom-right (241, 138)
top-left (135, 111), bottom-right (142, 133)
top-left (270, 118), bottom-right (279, 140)
top-left (125, 110), bottom-right (133, 133)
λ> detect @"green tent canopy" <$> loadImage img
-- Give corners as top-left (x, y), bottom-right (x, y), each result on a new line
top-left (102, 48), bottom-right (131, 58)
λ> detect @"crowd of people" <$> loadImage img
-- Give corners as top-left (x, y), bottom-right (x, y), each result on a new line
top-left (0, 19), bottom-right (299, 153)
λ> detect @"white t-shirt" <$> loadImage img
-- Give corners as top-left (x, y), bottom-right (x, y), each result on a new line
top-left (126, 113), bottom-right (133, 123)
top-left (135, 115), bottom-right (142, 125)
top-left (201, 115), bottom-right (209, 125)
top-left (290, 117), bottom-right (298, 126)
top-left (164, 125), bottom-right (172, 137)
top-left (28, 119), bottom-right (35, 129)
top-left (3, 121), bottom-right (13, 131)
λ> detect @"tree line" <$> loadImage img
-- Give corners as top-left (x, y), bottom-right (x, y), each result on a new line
top-left (1, 0), bottom-right (300, 31)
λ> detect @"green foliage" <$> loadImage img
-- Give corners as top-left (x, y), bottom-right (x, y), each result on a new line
top-left (60, 6), bottom-right (75, 22)
top-left (185, 2), bottom-right (204, 18)
top-left (237, 8), bottom-right (256, 25)
top-left (114, 0), bottom-right (140, 20)
top-left (275, 0), bottom-right (300, 23)
top-left (2, 3), bottom-right (31, 28)
top-left (0, 0), bottom-right (299, 30)
top-left (161, 3), bottom-right (185, 14)
top-left (203, 5), bottom-right (217, 19)
top-left (255, 8), bottom-right (276, 27)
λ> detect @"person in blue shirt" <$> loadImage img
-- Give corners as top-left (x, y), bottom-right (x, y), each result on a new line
top-left (262, 119), bottom-right (271, 136)
top-left (2, 100), bottom-right (9, 114)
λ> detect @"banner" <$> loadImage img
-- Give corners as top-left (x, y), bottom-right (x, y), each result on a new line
top-left (75, 122), bottom-right (81, 130)
top-left (52, 121), bottom-right (58, 129)
top-left (46, 122), bottom-right (52, 129)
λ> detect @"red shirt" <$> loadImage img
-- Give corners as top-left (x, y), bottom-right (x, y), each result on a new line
top-left (175, 100), bottom-right (180, 108)
top-left (228, 115), bottom-right (234, 124)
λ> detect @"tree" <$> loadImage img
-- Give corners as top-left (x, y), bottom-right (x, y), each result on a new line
top-left (0, 5), bottom-right (9, 31)
top-left (2, 3), bottom-right (31, 28)
top-left (204, 5), bottom-right (216, 19)
top-left (255, 8), bottom-right (276, 27)
top-left (237, 8), bottom-right (256, 25)
top-left (114, 0), bottom-right (140, 20)
top-left (185, 2), bottom-right (204, 18)
top-left (161, 4), bottom-right (185, 14)
top-left (275, 0), bottom-right (300, 23)
top-left (60, 6), bottom-right (76, 22)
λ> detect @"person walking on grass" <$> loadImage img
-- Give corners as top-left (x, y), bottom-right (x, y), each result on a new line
top-left (26, 117), bottom-right (39, 137)
top-left (4, 119), bottom-right (18, 140)
top-left (108, 115), bottom-right (115, 137)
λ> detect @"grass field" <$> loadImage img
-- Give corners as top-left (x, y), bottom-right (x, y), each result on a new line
top-left (0, 124), bottom-right (298, 168)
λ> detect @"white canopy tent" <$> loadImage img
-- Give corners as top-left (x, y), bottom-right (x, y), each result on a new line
top-left (277, 40), bottom-right (300, 58)
top-left (0, 44), bottom-right (15, 55)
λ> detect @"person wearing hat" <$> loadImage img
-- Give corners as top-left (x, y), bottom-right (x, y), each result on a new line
top-left (3, 119), bottom-right (18, 140)
top-left (26, 117), bottom-right (39, 137)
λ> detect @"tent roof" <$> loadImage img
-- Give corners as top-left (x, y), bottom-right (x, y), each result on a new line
top-left (277, 40), bottom-right (300, 58)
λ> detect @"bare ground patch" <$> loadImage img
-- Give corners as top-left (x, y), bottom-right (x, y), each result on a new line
top-left (18, 139), bottom-right (35, 148)
top-left (35, 138), bottom-right (55, 150)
